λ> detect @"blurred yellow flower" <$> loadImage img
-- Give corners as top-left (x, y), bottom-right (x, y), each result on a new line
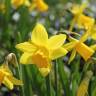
top-left (63, 37), bottom-right (94, 63)
top-left (70, 3), bottom-right (95, 31)
top-left (77, 14), bottom-right (95, 30)
top-left (69, 3), bottom-right (87, 31)
top-left (29, 0), bottom-right (48, 12)
top-left (79, 23), bottom-right (96, 42)
top-left (0, 64), bottom-right (23, 90)
top-left (71, 3), bottom-right (87, 15)
top-left (11, 0), bottom-right (30, 8)
top-left (77, 71), bottom-right (93, 96)
top-left (75, 42), bottom-right (94, 61)
top-left (16, 23), bottom-right (67, 76)
top-left (0, 4), bottom-right (5, 13)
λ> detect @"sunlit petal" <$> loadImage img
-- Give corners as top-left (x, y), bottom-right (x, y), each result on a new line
top-left (77, 14), bottom-right (95, 29)
top-left (90, 44), bottom-right (96, 52)
top-left (16, 42), bottom-right (37, 53)
top-left (48, 34), bottom-right (66, 49)
top-left (8, 76), bottom-right (23, 85)
top-left (39, 64), bottom-right (51, 77)
top-left (50, 47), bottom-right (68, 60)
top-left (35, 0), bottom-right (48, 12)
top-left (3, 77), bottom-right (13, 90)
top-left (31, 23), bottom-right (48, 46)
top-left (91, 33), bottom-right (96, 40)
top-left (20, 53), bottom-right (33, 64)
top-left (63, 41), bottom-right (77, 51)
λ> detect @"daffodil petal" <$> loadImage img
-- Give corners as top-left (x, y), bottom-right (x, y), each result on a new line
top-left (39, 64), bottom-right (51, 77)
top-left (68, 49), bottom-right (76, 64)
top-left (71, 3), bottom-right (87, 15)
top-left (48, 34), bottom-right (66, 49)
top-left (79, 30), bottom-right (91, 42)
top-left (77, 14), bottom-right (95, 29)
top-left (91, 33), bottom-right (96, 40)
top-left (24, 0), bottom-right (30, 7)
top-left (16, 42), bottom-right (37, 53)
top-left (71, 4), bottom-right (80, 14)
top-left (11, 0), bottom-right (24, 8)
top-left (50, 47), bottom-right (68, 60)
top-left (31, 23), bottom-right (48, 46)
top-left (29, 3), bottom-right (36, 12)
top-left (8, 76), bottom-right (23, 85)
top-left (75, 42), bottom-right (94, 61)
top-left (90, 44), bottom-right (96, 51)
top-left (79, 3), bottom-right (87, 13)
top-left (35, 0), bottom-right (48, 12)
top-left (3, 77), bottom-right (13, 90)
top-left (20, 53), bottom-right (33, 64)
top-left (63, 41), bottom-right (78, 51)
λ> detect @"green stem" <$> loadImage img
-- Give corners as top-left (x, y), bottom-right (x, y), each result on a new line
top-left (16, 64), bottom-right (24, 96)
top-left (19, 65), bottom-right (25, 96)
top-left (69, 18), bottom-right (76, 32)
top-left (46, 74), bottom-right (52, 96)
top-left (54, 60), bottom-right (58, 96)
top-left (58, 59), bottom-right (70, 96)
top-left (82, 60), bottom-right (91, 75)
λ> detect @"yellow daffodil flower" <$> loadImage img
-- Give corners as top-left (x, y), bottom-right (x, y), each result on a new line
top-left (29, 0), bottom-right (48, 12)
top-left (16, 23), bottom-right (68, 76)
top-left (71, 3), bottom-right (87, 15)
top-left (69, 3), bottom-right (87, 31)
top-left (77, 14), bottom-right (95, 30)
top-left (69, 3), bottom-right (95, 42)
top-left (63, 37), bottom-right (94, 63)
top-left (70, 3), bottom-right (95, 32)
top-left (0, 64), bottom-right (23, 90)
top-left (79, 23), bottom-right (96, 42)
top-left (11, 0), bottom-right (30, 8)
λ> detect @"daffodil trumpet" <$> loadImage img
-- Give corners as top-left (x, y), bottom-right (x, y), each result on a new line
top-left (63, 36), bottom-right (94, 63)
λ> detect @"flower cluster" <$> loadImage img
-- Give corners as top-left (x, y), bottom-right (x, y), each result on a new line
top-left (15, 2), bottom-right (96, 76)
top-left (1, 1), bottom-right (96, 95)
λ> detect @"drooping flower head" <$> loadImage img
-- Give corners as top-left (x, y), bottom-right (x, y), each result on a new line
top-left (16, 23), bottom-right (67, 76)
top-left (63, 36), bottom-right (94, 63)
top-left (0, 64), bottom-right (22, 90)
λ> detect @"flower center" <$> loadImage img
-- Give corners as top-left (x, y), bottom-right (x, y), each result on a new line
top-left (32, 50), bottom-right (49, 68)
